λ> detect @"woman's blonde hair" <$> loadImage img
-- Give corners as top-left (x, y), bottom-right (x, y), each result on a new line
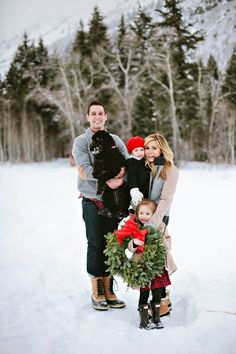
top-left (144, 132), bottom-right (174, 179)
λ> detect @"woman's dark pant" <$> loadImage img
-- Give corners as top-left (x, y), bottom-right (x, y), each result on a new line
top-left (82, 197), bottom-right (118, 276)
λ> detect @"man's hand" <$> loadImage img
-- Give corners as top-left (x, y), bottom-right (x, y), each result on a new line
top-left (106, 167), bottom-right (126, 189)
top-left (114, 166), bottom-right (126, 178)
top-left (106, 178), bottom-right (124, 189)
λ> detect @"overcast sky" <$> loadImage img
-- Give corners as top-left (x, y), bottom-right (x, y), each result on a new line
top-left (0, 0), bottom-right (122, 41)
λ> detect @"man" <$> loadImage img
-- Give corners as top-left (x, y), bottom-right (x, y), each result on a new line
top-left (72, 101), bottom-right (129, 311)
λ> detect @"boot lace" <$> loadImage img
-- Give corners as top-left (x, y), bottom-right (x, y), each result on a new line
top-left (97, 278), bottom-right (104, 297)
top-left (109, 277), bottom-right (118, 295)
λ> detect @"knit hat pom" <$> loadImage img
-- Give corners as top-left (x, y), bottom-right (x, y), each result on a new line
top-left (126, 136), bottom-right (144, 154)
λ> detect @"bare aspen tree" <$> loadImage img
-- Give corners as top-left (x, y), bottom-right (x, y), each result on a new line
top-left (228, 108), bottom-right (235, 164)
top-left (69, 53), bottom-right (99, 131)
top-left (207, 73), bottom-right (225, 162)
top-left (147, 44), bottom-right (181, 161)
top-left (97, 47), bottom-right (147, 138)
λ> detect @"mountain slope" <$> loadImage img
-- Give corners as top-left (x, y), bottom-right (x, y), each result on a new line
top-left (0, 0), bottom-right (235, 77)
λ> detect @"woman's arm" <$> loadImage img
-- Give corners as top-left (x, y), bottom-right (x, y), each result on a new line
top-left (149, 166), bottom-right (179, 227)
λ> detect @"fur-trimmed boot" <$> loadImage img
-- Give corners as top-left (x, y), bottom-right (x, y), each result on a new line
top-left (151, 302), bottom-right (165, 329)
top-left (166, 288), bottom-right (172, 311)
top-left (160, 297), bottom-right (171, 317)
top-left (91, 277), bottom-right (109, 311)
top-left (138, 304), bottom-right (156, 330)
top-left (102, 276), bottom-right (126, 308)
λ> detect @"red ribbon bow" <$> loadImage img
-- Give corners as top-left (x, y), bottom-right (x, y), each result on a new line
top-left (115, 219), bottom-right (148, 253)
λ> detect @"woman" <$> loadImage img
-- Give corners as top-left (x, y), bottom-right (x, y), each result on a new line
top-left (144, 132), bottom-right (179, 315)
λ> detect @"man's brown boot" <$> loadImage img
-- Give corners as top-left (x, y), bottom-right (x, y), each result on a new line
top-left (91, 277), bottom-right (109, 311)
top-left (102, 276), bottom-right (126, 308)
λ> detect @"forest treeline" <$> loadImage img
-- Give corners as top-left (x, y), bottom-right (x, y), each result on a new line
top-left (0, 0), bottom-right (235, 163)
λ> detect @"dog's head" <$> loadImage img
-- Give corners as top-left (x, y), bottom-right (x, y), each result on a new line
top-left (90, 130), bottom-right (116, 154)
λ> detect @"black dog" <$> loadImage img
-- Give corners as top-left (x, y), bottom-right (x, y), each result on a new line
top-left (90, 130), bottom-right (130, 218)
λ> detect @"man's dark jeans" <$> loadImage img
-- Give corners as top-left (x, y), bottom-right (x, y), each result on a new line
top-left (82, 197), bottom-right (119, 276)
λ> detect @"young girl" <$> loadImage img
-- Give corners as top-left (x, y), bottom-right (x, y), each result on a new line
top-left (125, 199), bottom-right (171, 330)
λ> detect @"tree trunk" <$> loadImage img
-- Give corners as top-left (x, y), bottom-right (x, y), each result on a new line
top-left (59, 64), bottom-right (76, 143)
top-left (228, 108), bottom-right (235, 164)
top-left (208, 74), bottom-right (224, 162)
top-left (166, 48), bottom-right (181, 161)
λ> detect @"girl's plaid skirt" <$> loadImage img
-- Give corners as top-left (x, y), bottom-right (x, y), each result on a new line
top-left (140, 268), bottom-right (171, 291)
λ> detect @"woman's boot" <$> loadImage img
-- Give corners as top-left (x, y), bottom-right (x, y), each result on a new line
top-left (151, 301), bottom-right (165, 329)
top-left (159, 297), bottom-right (170, 317)
top-left (138, 304), bottom-right (156, 329)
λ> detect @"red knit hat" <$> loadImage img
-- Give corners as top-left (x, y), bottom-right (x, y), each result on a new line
top-left (126, 136), bottom-right (144, 154)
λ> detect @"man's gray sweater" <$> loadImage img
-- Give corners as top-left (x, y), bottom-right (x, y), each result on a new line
top-left (72, 128), bottom-right (129, 200)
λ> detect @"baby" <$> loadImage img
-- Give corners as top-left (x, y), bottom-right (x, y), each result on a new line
top-left (126, 136), bottom-right (150, 210)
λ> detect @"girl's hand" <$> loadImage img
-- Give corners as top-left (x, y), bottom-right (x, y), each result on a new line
top-left (133, 238), bottom-right (144, 246)
top-left (130, 188), bottom-right (143, 206)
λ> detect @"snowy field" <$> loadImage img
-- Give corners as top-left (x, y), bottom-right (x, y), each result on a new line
top-left (0, 159), bottom-right (235, 354)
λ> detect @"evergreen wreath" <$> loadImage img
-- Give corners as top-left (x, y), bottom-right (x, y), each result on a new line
top-left (104, 223), bottom-right (166, 288)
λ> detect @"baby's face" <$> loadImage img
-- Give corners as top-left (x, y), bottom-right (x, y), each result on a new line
top-left (132, 147), bottom-right (144, 159)
top-left (138, 205), bottom-right (153, 223)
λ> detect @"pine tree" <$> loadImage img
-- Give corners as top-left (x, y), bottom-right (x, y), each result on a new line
top-left (87, 6), bottom-right (112, 105)
top-left (6, 33), bottom-right (35, 99)
top-left (72, 20), bottom-right (90, 57)
top-left (87, 6), bottom-right (109, 52)
top-left (130, 6), bottom-right (156, 136)
top-left (130, 5), bottom-right (154, 65)
top-left (221, 51), bottom-right (236, 163)
top-left (3, 34), bottom-right (64, 161)
top-left (154, 0), bottom-right (204, 160)
top-left (34, 37), bottom-right (52, 86)
top-left (156, 0), bottom-right (202, 80)
top-left (223, 50), bottom-right (236, 106)
top-left (132, 86), bottom-right (158, 137)
top-left (116, 15), bottom-right (128, 88)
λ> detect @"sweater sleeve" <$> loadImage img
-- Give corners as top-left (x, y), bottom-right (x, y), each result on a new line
top-left (72, 133), bottom-right (129, 181)
top-left (112, 135), bottom-right (130, 160)
top-left (149, 166), bottom-right (179, 227)
top-left (72, 136), bottom-right (96, 181)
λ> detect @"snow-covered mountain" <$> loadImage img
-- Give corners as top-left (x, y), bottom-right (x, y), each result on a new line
top-left (0, 0), bottom-right (236, 78)
top-left (184, 0), bottom-right (236, 71)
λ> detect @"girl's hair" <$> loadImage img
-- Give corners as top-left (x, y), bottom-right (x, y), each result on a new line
top-left (135, 199), bottom-right (157, 219)
top-left (144, 132), bottom-right (174, 180)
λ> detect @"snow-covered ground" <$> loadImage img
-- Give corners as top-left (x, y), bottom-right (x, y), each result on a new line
top-left (0, 159), bottom-right (235, 354)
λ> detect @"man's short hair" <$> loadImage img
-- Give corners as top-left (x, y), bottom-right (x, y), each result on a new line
top-left (87, 101), bottom-right (106, 115)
